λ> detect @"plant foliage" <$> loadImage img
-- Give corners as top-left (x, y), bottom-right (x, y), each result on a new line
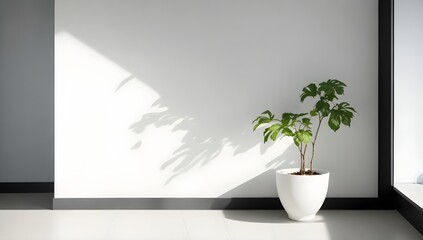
top-left (252, 79), bottom-right (356, 175)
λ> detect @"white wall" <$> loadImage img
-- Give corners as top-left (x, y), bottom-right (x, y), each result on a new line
top-left (55, 0), bottom-right (378, 198)
top-left (0, 0), bottom-right (54, 182)
top-left (394, 0), bottom-right (423, 184)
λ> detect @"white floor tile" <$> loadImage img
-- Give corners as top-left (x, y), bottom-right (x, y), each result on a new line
top-left (108, 210), bottom-right (189, 240)
top-left (0, 211), bottom-right (54, 240)
top-left (223, 211), bottom-right (276, 240)
top-left (47, 210), bottom-right (115, 240)
top-left (272, 214), bottom-right (330, 240)
top-left (182, 210), bottom-right (230, 240)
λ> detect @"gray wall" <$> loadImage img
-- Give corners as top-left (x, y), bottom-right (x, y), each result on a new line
top-left (0, 0), bottom-right (54, 182)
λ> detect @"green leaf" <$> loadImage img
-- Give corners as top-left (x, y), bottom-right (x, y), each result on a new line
top-left (338, 102), bottom-right (357, 113)
top-left (328, 111), bottom-right (341, 131)
top-left (302, 118), bottom-right (311, 126)
top-left (321, 104), bottom-right (330, 117)
top-left (253, 117), bottom-right (269, 131)
top-left (318, 81), bottom-right (334, 96)
top-left (341, 115), bottom-right (351, 126)
top-left (268, 124), bottom-right (283, 141)
top-left (253, 110), bottom-right (277, 131)
top-left (296, 129), bottom-right (312, 144)
top-left (303, 129), bottom-right (312, 143)
top-left (295, 131), bottom-right (303, 141)
top-left (336, 102), bottom-right (356, 127)
top-left (310, 110), bottom-right (318, 116)
top-left (316, 100), bottom-right (330, 117)
top-left (252, 116), bottom-right (261, 124)
top-left (264, 133), bottom-right (271, 143)
top-left (330, 79), bottom-right (346, 95)
top-left (282, 127), bottom-right (294, 136)
top-left (262, 124), bottom-right (284, 142)
top-left (315, 100), bottom-right (325, 111)
top-left (270, 131), bottom-right (279, 141)
top-left (261, 110), bottom-right (274, 120)
top-left (318, 79), bottom-right (346, 101)
top-left (281, 113), bottom-right (292, 126)
top-left (293, 135), bottom-right (301, 146)
top-left (300, 83), bottom-right (318, 102)
top-left (263, 128), bottom-right (272, 143)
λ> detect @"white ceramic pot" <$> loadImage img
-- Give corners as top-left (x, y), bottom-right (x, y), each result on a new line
top-left (276, 168), bottom-right (330, 221)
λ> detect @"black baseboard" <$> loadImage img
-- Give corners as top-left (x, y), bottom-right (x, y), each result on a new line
top-left (323, 197), bottom-right (393, 210)
top-left (394, 189), bottom-right (423, 235)
top-left (0, 182), bottom-right (54, 193)
top-left (53, 197), bottom-right (390, 210)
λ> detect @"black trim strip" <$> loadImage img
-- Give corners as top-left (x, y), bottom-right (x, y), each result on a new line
top-left (394, 189), bottom-right (423, 235)
top-left (322, 198), bottom-right (390, 210)
top-left (0, 182), bottom-right (54, 193)
top-left (378, 0), bottom-right (394, 208)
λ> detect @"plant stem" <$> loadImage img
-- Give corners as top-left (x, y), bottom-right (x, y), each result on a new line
top-left (294, 121), bottom-right (305, 175)
top-left (299, 142), bottom-right (304, 174)
top-left (297, 146), bottom-right (304, 174)
top-left (303, 143), bottom-right (308, 171)
top-left (310, 114), bottom-right (323, 174)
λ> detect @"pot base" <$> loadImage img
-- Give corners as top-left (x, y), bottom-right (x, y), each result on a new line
top-left (288, 213), bottom-right (316, 221)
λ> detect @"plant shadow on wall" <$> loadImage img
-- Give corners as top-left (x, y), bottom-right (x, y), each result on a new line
top-left (117, 78), bottom-right (280, 184)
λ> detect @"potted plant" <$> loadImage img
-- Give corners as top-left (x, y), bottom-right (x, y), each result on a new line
top-left (252, 79), bottom-right (356, 221)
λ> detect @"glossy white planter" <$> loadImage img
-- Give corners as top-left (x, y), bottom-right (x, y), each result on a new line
top-left (276, 168), bottom-right (329, 221)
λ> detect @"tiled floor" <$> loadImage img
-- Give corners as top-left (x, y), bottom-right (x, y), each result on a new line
top-left (0, 194), bottom-right (422, 240)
